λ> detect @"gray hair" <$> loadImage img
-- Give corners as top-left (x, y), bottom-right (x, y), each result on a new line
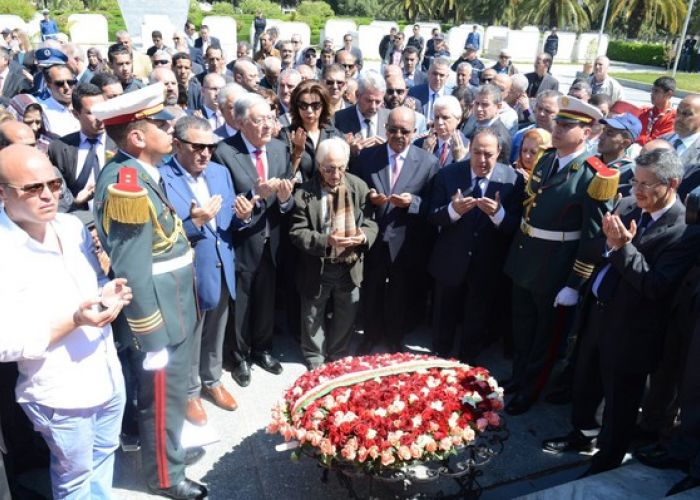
top-left (635, 149), bottom-right (684, 184)
top-left (233, 58), bottom-right (257, 78)
top-left (429, 57), bottom-right (450, 72)
top-left (433, 95), bottom-right (462, 120)
top-left (234, 92), bottom-right (268, 121)
top-left (475, 84), bottom-right (502, 105)
top-left (217, 82), bottom-right (247, 107)
top-left (173, 115), bottom-right (212, 140)
top-left (455, 62), bottom-right (472, 74)
top-left (115, 30), bottom-right (130, 40)
top-left (511, 73), bottom-right (528, 92)
top-left (316, 137), bottom-right (350, 167)
top-left (357, 70), bottom-right (386, 95)
top-left (536, 89), bottom-right (561, 106)
top-left (237, 41), bottom-right (251, 51)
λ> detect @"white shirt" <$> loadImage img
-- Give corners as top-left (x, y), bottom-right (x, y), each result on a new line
top-left (448, 169), bottom-right (506, 226)
top-left (175, 157), bottom-right (215, 231)
top-left (0, 212), bottom-right (123, 408)
top-left (425, 87), bottom-right (445, 120)
top-left (203, 105), bottom-right (223, 130)
top-left (0, 66), bottom-right (8, 94)
top-left (76, 132), bottom-right (107, 185)
top-left (356, 106), bottom-right (378, 139)
top-left (40, 96), bottom-right (80, 137)
top-left (241, 133), bottom-right (269, 180)
top-left (555, 148), bottom-right (587, 173)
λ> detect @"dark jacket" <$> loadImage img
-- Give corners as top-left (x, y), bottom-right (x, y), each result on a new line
top-left (278, 124), bottom-right (343, 182)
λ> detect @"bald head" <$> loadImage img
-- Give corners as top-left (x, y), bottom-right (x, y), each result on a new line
top-left (0, 121), bottom-right (36, 149)
top-left (383, 64), bottom-right (402, 79)
top-left (493, 74), bottom-right (512, 94)
top-left (388, 106), bottom-right (416, 129)
top-left (641, 139), bottom-right (674, 154)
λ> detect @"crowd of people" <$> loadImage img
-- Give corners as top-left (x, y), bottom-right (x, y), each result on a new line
top-left (2, 13), bottom-right (700, 499)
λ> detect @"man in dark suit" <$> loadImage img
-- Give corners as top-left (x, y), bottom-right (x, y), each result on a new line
top-left (213, 82), bottom-right (247, 141)
top-left (194, 25), bottom-right (221, 52)
top-left (662, 94), bottom-right (700, 169)
top-left (173, 52), bottom-right (202, 111)
top-left (161, 116), bottom-right (251, 426)
top-left (401, 46), bottom-right (427, 89)
top-left (350, 106), bottom-right (439, 352)
top-left (428, 128), bottom-right (524, 361)
top-left (460, 84), bottom-right (512, 163)
top-left (408, 56), bottom-right (453, 120)
top-left (542, 149), bottom-right (700, 476)
top-left (48, 83), bottom-right (116, 215)
top-left (525, 53), bottom-right (559, 98)
top-left (0, 47), bottom-right (30, 99)
top-left (212, 93), bottom-right (294, 387)
top-left (333, 71), bottom-right (389, 146)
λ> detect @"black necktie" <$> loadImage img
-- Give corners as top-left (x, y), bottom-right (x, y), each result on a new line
top-left (635, 212), bottom-right (653, 240)
top-left (471, 177), bottom-right (484, 198)
top-left (673, 138), bottom-right (684, 150)
top-left (74, 137), bottom-right (100, 196)
top-left (546, 158), bottom-right (560, 183)
top-left (364, 118), bottom-right (373, 138)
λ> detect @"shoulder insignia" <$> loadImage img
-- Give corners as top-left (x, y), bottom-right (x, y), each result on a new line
top-left (571, 162), bottom-right (581, 172)
top-left (103, 167), bottom-right (150, 232)
top-left (585, 156), bottom-right (620, 201)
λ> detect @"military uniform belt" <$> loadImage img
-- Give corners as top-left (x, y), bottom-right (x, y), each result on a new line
top-left (152, 250), bottom-right (193, 275)
top-left (520, 220), bottom-right (581, 242)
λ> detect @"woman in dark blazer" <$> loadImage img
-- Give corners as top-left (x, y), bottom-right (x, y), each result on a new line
top-left (278, 79), bottom-right (342, 182)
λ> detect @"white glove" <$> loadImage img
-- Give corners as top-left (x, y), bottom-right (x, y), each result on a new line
top-left (553, 286), bottom-right (579, 307)
top-left (143, 348), bottom-right (169, 371)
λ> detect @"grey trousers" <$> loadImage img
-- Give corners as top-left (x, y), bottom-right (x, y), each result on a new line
top-left (300, 263), bottom-right (359, 368)
top-left (189, 273), bottom-right (231, 398)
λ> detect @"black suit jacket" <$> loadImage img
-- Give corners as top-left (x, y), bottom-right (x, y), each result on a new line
top-left (48, 131), bottom-right (116, 200)
top-left (350, 144), bottom-right (439, 266)
top-left (2, 67), bottom-right (31, 99)
top-left (195, 36), bottom-right (221, 51)
top-left (427, 162), bottom-right (524, 287)
top-left (333, 105), bottom-right (389, 139)
top-left (525, 71), bottom-right (559, 98)
top-left (579, 197), bottom-right (700, 372)
top-left (212, 132), bottom-right (293, 272)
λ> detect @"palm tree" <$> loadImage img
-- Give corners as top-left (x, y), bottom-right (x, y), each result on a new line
top-left (381, 0), bottom-right (432, 21)
top-left (514, 0), bottom-right (592, 30)
top-left (604, 0), bottom-right (686, 38)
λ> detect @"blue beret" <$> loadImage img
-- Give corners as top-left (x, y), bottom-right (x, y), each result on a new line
top-left (36, 47), bottom-right (68, 67)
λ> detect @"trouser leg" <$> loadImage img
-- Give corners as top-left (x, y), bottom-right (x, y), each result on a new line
top-left (571, 304), bottom-right (604, 431)
top-left (199, 276), bottom-right (230, 390)
top-left (431, 282), bottom-right (463, 358)
top-left (90, 387), bottom-right (126, 498)
top-left (300, 284), bottom-right (333, 368)
top-left (326, 267), bottom-right (359, 361)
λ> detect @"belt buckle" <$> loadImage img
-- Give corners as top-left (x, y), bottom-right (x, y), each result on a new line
top-left (521, 222), bottom-right (531, 237)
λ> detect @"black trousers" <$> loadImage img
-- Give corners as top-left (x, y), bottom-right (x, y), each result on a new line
top-left (133, 331), bottom-right (192, 489)
top-left (574, 302), bottom-right (647, 470)
top-left (511, 285), bottom-right (572, 399)
top-left (362, 243), bottom-right (413, 346)
top-left (233, 241), bottom-right (275, 363)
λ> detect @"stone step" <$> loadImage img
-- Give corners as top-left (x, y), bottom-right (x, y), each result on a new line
top-left (514, 461), bottom-right (694, 500)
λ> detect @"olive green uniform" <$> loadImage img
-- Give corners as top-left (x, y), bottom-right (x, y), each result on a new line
top-left (94, 152), bottom-right (197, 489)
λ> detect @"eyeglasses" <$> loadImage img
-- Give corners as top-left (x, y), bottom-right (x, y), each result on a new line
top-left (153, 60), bottom-right (169, 66)
top-left (250, 115), bottom-right (276, 126)
top-left (629, 179), bottom-right (666, 191)
top-left (321, 166), bottom-right (346, 174)
top-left (386, 88), bottom-right (406, 96)
top-left (177, 137), bottom-right (216, 153)
top-left (482, 77), bottom-right (494, 83)
top-left (52, 79), bottom-right (77, 87)
top-left (1, 177), bottom-right (63, 195)
top-left (386, 126), bottom-right (413, 136)
top-left (325, 79), bottom-right (345, 88)
top-left (296, 101), bottom-right (322, 111)
top-left (341, 64), bottom-right (355, 69)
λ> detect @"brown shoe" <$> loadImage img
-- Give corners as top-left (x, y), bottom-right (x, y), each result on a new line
top-left (203, 385), bottom-right (238, 411)
top-left (186, 398), bottom-right (207, 426)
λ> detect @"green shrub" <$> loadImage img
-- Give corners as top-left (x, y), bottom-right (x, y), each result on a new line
top-left (238, 0), bottom-right (283, 17)
top-left (0, 0), bottom-right (36, 22)
top-left (607, 40), bottom-right (666, 67)
top-left (210, 2), bottom-right (237, 17)
top-left (297, 1), bottom-right (335, 18)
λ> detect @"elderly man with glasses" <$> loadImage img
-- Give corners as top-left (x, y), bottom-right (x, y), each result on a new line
top-left (289, 138), bottom-right (378, 369)
top-left (39, 63), bottom-right (80, 137)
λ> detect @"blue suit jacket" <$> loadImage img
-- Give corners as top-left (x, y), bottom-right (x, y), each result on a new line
top-left (160, 158), bottom-right (241, 310)
top-left (407, 84), bottom-right (454, 117)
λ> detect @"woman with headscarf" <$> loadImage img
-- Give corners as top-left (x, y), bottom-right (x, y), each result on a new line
top-left (9, 94), bottom-right (57, 153)
top-left (513, 127), bottom-right (551, 181)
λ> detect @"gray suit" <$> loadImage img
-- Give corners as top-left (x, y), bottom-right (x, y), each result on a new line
top-left (662, 132), bottom-right (700, 168)
top-left (333, 105), bottom-right (389, 139)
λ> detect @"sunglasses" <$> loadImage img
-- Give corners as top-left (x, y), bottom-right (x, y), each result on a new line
top-left (386, 126), bottom-right (413, 136)
top-left (153, 60), bottom-right (169, 66)
top-left (2, 177), bottom-right (63, 195)
top-left (178, 137), bottom-right (216, 153)
top-left (325, 79), bottom-right (345, 88)
top-left (52, 79), bottom-right (77, 87)
top-left (341, 64), bottom-right (355, 69)
top-left (482, 78), bottom-right (494, 82)
top-left (297, 101), bottom-right (322, 111)
top-left (386, 88), bottom-right (406, 96)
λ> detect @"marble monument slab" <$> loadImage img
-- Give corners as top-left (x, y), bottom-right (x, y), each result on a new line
top-left (117, 0), bottom-right (188, 47)
top-left (358, 25), bottom-right (385, 61)
top-left (506, 29), bottom-right (541, 61)
top-left (202, 15), bottom-right (237, 62)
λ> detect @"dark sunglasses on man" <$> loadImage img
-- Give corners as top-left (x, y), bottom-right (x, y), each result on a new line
top-left (1, 177), bottom-right (63, 195)
top-left (52, 79), bottom-right (77, 87)
top-left (178, 138), bottom-right (216, 153)
top-left (386, 88), bottom-right (406, 96)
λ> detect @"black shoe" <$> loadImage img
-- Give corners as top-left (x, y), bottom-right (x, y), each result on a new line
top-left (505, 393), bottom-right (532, 416)
top-left (542, 430), bottom-right (595, 454)
top-left (251, 351), bottom-right (283, 375)
top-left (148, 478), bottom-right (208, 499)
top-left (500, 379), bottom-right (520, 393)
top-left (356, 338), bottom-right (374, 355)
top-left (634, 443), bottom-right (688, 471)
top-left (666, 475), bottom-right (700, 496)
top-left (231, 360), bottom-right (251, 387)
top-left (184, 446), bottom-right (205, 466)
top-left (120, 432), bottom-right (140, 452)
top-left (544, 387), bottom-right (572, 405)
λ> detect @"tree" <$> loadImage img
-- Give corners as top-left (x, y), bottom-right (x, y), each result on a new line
top-left (605, 0), bottom-right (686, 39)
top-left (516, 0), bottom-right (592, 30)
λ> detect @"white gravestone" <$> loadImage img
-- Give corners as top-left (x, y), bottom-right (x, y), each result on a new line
top-left (322, 20), bottom-right (357, 50)
top-left (369, 21), bottom-right (399, 36)
top-left (141, 15), bottom-right (175, 53)
top-left (358, 25), bottom-right (385, 61)
top-left (484, 26), bottom-right (509, 58)
top-left (276, 21), bottom-right (310, 48)
top-left (402, 22), bottom-right (440, 43)
top-left (117, 0), bottom-right (188, 47)
top-left (250, 18), bottom-right (283, 46)
top-left (67, 14), bottom-right (108, 55)
top-left (447, 25), bottom-right (470, 58)
top-left (575, 32), bottom-right (608, 62)
top-left (202, 16), bottom-right (237, 63)
top-left (506, 29), bottom-right (540, 62)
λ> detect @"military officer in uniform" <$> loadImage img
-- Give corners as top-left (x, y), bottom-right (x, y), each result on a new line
top-left (596, 112), bottom-right (641, 196)
top-left (92, 83), bottom-right (207, 499)
top-left (504, 95), bottom-right (617, 415)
